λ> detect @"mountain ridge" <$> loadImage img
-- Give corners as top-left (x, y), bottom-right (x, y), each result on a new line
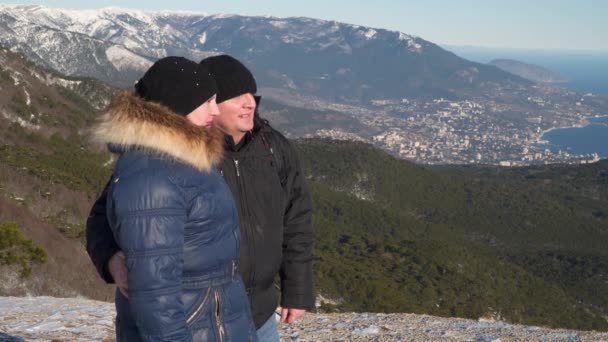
top-left (490, 58), bottom-right (568, 83)
top-left (0, 4), bottom-right (529, 103)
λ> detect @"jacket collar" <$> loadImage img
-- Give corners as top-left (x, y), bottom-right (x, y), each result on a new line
top-left (92, 91), bottom-right (224, 172)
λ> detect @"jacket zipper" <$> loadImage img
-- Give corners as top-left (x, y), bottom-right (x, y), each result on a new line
top-left (186, 287), bottom-right (211, 326)
top-left (233, 158), bottom-right (257, 301)
top-left (215, 289), bottom-right (225, 342)
top-left (234, 159), bottom-right (240, 177)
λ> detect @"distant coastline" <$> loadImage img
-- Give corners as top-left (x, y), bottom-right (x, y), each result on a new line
top-left (540, 115), bottom-right (608, 136)
top-left (537, 120), bottom-right (589, 144)
top-left (540, 116), bottom-right (608, 158)
top-left (446, 47), bottom-right (608, 96)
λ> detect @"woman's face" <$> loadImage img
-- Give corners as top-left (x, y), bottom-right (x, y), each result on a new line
top-left (186, 95), bottom-right (220, 128)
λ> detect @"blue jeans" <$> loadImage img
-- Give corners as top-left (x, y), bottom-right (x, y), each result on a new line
top-left (256, 313), bottom-right (280, 342)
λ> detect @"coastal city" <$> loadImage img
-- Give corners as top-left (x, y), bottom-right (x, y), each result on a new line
top-left (304, 83), bottom-right (606, 166)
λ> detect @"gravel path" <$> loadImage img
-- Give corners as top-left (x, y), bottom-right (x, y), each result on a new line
top-left (284, 312), bottom-right (608, 341)
top-left (1, 296), bottom-right (607, 341)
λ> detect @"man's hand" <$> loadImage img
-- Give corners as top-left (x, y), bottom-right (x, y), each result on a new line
top-left (108, 251), bottom-right (128, 298)
top-left (280, 308), bottom-right (306, 324)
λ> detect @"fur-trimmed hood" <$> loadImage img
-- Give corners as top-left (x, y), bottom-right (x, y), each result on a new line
top-left (92, 91), bottom-right (224, 172)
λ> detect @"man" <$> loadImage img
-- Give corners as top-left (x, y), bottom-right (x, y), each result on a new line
top-left (86, 55), bottom-right (314, 341)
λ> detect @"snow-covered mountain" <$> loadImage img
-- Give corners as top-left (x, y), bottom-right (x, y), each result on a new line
top-left (0, 5), bottom-right (526, 104)
top-left (0, 5), bottom-right (210, 87)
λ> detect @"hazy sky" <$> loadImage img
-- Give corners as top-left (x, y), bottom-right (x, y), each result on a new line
top-left (4, 0), bottom-right (607, 51)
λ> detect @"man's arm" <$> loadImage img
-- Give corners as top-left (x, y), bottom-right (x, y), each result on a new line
top-left (112, 175), bottom-right (192, 341)
top-left (85, 177), bottom-right (121, 283)
top-left (277, 137), bottom-right (315, 312)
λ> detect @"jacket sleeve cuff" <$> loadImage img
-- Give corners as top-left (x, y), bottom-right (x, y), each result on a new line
top-left (93, 242), bottom-right (120, 284)
top-left (280, 272), bottom-right (315, 310)
top-left (280, 289), bottom-right (316, 310)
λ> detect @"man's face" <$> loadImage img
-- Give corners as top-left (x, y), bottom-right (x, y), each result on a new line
top-left (216, 93), bottom-right (256, 140)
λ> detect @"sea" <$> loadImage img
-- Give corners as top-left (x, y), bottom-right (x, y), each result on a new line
top-left (541, 116), bottom-right (608, 157)
top-left (444, 46), bottom-right (608, 158)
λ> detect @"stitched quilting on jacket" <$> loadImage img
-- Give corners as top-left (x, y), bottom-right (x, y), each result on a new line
top-left (92, 92), bottom-right (258, 342)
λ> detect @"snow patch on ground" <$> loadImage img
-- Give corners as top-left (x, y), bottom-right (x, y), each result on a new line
top-left (28, 70), bottom-right (45, 82)
top-left (199, 31), bottom-right (207, 45)
top-left (0, 296), bottom-right (114, 342)
top-left (1, 296), bottom-right (608, 341)
top-left (105, 45), bottom-right (152, 71)
top-left (22, 86), bottom-right (31, 106)
top-left (10, 73), bottom-right (20, 86)
top-left (41, 74), bottom-right (82, 89)
top-left (1, 109), bottom-right (40, 130)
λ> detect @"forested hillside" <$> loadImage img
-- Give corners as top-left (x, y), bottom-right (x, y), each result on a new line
top-left (295, 139), bottom-right (608, 330)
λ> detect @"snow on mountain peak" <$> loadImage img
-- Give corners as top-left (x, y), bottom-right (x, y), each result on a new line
top-left (0, 5), bottom-right (207, 27)
top-left (0, 4), bottom-right (44, 11)
top-left (362, 28), bottom-right (377, 40)
top-left (398, 32), bottom-right (412, 41)
top-left (199, 31), bottom-right (208, 45)
top-left (210, 13), bottom-right (238, 19)
top-left (0, 5), bottom-right (427, 87)
top-left (157, 10), bottom-right (209, 17)
top-left (395, 31), bottom-right (423, 53)
top-left (408, 39), bottom-right (423, 53)
top-left (105, 45), bottom-right (152, 72)
top-left (270, 20), bottom-right (288, 29)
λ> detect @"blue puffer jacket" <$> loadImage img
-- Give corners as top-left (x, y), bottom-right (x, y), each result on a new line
top-left (93, 92), bottom-right (258, 342)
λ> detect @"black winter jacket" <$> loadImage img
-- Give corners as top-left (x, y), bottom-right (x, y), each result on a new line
top-left (86, 106), bottom-right (314, 328)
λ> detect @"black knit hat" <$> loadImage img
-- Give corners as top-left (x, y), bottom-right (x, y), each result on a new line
top-left (199, 55), bottom-right (257, 103)
top-left (135, 56), bottom-right (217, 116)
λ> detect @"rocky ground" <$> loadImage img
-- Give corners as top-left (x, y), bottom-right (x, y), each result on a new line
top-left (1, 296), bottom-right (607, 341)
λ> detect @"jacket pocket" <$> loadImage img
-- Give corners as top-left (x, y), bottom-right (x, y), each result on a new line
top-left (186, 287), bottom-right (211, 326)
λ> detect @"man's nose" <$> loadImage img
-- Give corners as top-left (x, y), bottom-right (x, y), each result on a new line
top-left (243, 93), bottom-right (256, 109)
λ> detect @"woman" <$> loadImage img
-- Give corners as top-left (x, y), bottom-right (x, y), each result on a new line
top-left (92, 56), bottom-right (257, 341)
